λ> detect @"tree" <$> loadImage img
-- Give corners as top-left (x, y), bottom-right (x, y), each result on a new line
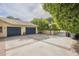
top-left (31, 18), bottom-right (49, 32)
top-left (7, 16), bottom-right (15, 19)
top-left (31, 18), bottom-right (60, 34)
top-left (7, 16), bottom-right (21, 20)
top-left (42, 3), bottom-right (79, 34)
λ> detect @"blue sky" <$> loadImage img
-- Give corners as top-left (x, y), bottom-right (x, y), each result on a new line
top-left (0, 3), bottom-right (51, 21)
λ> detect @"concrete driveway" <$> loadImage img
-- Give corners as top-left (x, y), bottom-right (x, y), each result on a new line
top-left (5, 34), bottom-right (78, 56)
top-left (0, 39), bottom-right (6, 56)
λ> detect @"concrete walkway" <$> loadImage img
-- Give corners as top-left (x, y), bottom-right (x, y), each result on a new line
top-left (5, 34), bottom-right (78, 56)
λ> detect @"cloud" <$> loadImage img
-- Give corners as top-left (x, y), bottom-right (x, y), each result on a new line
top-left (0, 3), bottom-right (51, 21)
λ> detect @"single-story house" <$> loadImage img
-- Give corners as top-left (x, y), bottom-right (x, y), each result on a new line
top-left (0, 17), bottom-right (38, 38)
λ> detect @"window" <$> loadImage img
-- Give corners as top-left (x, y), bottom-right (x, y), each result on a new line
top-left (0, 27), bottom-right (2, 32)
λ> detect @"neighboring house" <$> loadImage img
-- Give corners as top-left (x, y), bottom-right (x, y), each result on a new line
top-left (0, 17), bottom-right (38, 38)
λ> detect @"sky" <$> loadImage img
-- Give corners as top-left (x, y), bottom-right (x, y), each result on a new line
top-left (0, 3), bottom-right (51, 21)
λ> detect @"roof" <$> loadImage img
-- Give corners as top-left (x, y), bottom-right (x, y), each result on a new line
top-left (0, 17), bottom-right (37, 27)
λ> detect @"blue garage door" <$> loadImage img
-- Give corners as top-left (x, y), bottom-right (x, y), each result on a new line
top-left (26, 27), bottom-right (36, 34)
top-left (7, 27), bottom-right (21, 36)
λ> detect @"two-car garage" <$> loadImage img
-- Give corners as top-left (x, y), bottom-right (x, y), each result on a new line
top-left (7, 27), bottom-right (36, 37)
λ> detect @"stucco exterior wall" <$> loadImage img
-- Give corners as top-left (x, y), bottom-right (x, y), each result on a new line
top-left (21, 27), bottom-right (26, 35)
top-left (36, 27), bottom-right (38, 34)
top-left (0, 21), bottom-right (7, 37)
top-left (0, 26), bottom-right (7, 38)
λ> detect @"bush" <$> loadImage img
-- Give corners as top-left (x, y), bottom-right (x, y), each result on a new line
top-left (74, 33), bottom-right (79, 40)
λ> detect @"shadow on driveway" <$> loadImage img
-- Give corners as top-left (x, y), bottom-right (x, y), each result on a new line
top-left (72, 41), bottom-right (79, 55)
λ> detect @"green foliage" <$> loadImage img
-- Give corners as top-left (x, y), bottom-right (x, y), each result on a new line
top-left (31, 18), bottom-right (49, 31)
top-left (42, 3), bottom-right (79, 33)
top-left (31, 18), bottom-right (60, 32)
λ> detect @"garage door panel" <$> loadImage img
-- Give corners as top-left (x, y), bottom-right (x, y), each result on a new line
top-left (7, 27), bottom-right (21, 36)
top-left (26, 27), bottom-right (36, 34)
